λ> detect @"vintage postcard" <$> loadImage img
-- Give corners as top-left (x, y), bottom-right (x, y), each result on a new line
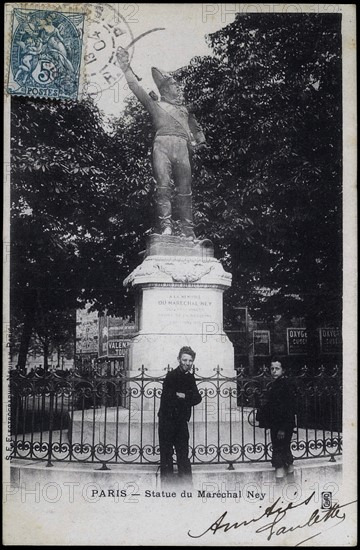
top-left (3, 3), bottom-right (357, 546)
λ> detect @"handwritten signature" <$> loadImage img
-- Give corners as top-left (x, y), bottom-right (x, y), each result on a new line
top-left (188, 492), bottom-right (357, 545)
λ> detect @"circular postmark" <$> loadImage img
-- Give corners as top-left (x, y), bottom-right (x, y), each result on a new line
top-left (83, 3), bottom-right (135, 97)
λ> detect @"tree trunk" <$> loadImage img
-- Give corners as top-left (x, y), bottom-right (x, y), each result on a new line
top-left (17, 304), bottom-right (35, 369)
top-left (43, 337), bottom-right (49, 371)
top-left (300, 246), bottom-right (321, 372)
top-left (304, 270), bottom-right (320, 371)
top-left (305, 310), bottom-right (319, 371)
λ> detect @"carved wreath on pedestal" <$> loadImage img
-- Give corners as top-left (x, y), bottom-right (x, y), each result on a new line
top-left (124, 258), bottom-right (231, 286)
top-left (155, 262), bottom-right (214, 283)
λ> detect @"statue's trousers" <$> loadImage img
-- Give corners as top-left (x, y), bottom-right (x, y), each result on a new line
top-left (152, 135), bottom-right (193, 235)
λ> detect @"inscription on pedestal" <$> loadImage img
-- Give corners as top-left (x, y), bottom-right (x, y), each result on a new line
top-left (158, 293), bottom-right (213, 328)
top-left (142, 288), bottom-right (222, 334)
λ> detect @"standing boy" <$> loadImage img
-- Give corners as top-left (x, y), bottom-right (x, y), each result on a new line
top-left (158, 346), bottom-right (202, 482)
top-left (258, 357), bottom-right (296, 479)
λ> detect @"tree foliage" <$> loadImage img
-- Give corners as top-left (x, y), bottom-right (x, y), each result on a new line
top-left (176, 13), bottom-right (342, 329)
top-left (11, 97), bottom-right (131, 366)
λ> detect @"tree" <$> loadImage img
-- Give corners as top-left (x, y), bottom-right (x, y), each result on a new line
top-left (28, 309), bottom-right (76, 369)
top-left (175, 13), bottom-right (342, 342)
top-left (11, 97), bottom-right (116, 367)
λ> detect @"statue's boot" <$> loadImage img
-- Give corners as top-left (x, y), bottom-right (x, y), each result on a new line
top-left (178, 193), bottom-right (195, 239)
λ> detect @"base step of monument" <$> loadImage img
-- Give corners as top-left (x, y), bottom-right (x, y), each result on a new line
top-left (9, 457), bottom-right (341, 493)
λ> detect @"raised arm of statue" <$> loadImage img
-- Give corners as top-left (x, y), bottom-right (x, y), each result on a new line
top-left (116, 47), bottom-right (153, 110)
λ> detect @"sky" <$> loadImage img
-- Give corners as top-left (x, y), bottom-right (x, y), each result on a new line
top-left (84, 3), bottom-right (236, 117)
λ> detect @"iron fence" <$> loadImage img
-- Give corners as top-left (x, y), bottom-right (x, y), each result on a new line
top-left (9, 364), bottom-right (342, 467)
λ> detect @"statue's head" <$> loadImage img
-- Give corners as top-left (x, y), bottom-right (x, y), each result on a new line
top-left (151, 67), bottom-right (183, 102)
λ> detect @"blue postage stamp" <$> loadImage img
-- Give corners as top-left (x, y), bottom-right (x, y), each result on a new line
top-left (8, 8), bottom-right (85, 100)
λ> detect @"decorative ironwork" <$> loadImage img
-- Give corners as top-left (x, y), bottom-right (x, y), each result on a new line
top-left (9, 364), bottom-right (342, 467)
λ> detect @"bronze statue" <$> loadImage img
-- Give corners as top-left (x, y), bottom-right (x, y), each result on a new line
top-left (116, 47), bottom-right (207, 239)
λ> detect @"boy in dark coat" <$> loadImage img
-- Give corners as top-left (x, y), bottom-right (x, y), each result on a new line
top-left (258, 358), bottom-right (296, 479)
top-left (158, 346), bottom-right (202, 482)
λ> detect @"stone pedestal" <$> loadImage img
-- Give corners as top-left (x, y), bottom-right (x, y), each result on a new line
top-left (69, 236), bottom-right (237, 446)
top-left (123, 235), bottom-right (235, 378)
